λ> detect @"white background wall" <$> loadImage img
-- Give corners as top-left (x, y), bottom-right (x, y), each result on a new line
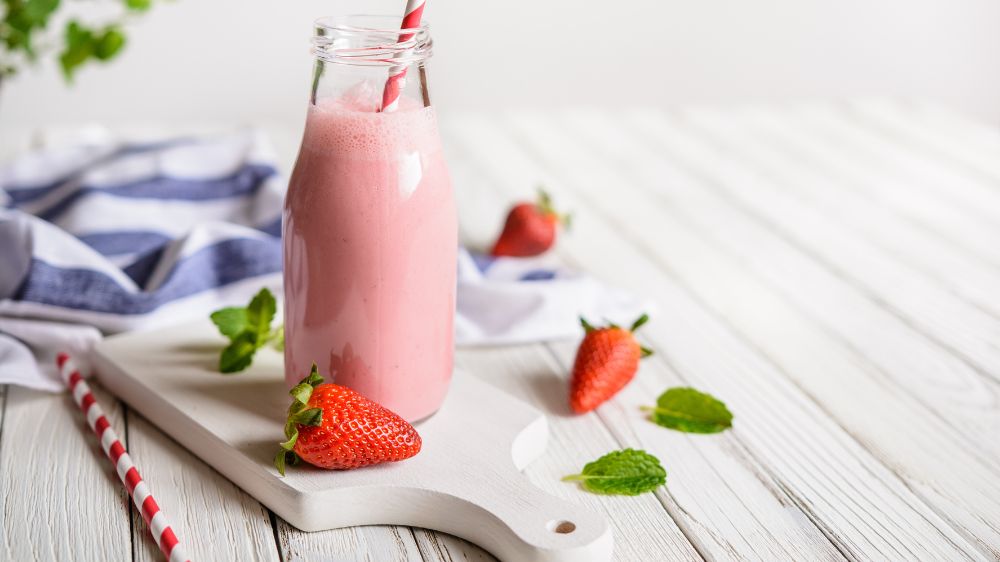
top-left (2, 0), bottom-right (999, 139)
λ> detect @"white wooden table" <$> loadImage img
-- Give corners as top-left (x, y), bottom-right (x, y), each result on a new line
top-left (3, 100), bottom-right (1000, 561)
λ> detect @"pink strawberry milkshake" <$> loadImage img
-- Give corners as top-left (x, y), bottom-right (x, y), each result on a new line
top-left (283, 93), bottom-right (457, 422)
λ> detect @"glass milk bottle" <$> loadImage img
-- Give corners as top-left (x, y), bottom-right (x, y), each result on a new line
top-left (283, 15), bottom-right (457, 421)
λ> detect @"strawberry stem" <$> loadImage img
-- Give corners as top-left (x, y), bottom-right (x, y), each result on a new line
top-left (580, 316), bottom-right (597, 333)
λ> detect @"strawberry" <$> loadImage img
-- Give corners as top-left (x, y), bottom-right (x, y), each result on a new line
top-left (569, 314), bottom-right (653, 414)
top-left (274, 364), bottom-right (421, 474)
top-left (491, 188), bottom-right (570, 257)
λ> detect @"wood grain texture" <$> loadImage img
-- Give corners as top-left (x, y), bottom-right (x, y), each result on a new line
top-left (125, 408), bottom-right (280, 562)
top-left (444, 112), bottom-right (993, 560)
top-left (412, 529), bottom-right (498, 562)
top-left (513, 109), bottom-right (1000, 559)
top-left (792, 103), bottom-right (1000, 269)
top-left (445, 130), bottom-right (845, 561)
top-left (276, 521), bottom-right (424, 562)
top-left (848, 100), bottom-right (1000, 188)
top-left (634, 108), bottom-right (1000, 454)
top-left (0, 383), bottom-right (132, 561)
top-left (722, 105), bottom-right (1000, 320)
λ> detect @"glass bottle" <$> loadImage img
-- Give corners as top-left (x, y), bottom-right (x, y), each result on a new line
top-left (283, 15), bottom-right (456, 422)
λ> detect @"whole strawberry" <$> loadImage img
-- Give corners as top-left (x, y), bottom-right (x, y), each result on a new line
top-left (274, 364), bottom-right (421, 474)
top-left (570, 314), bottom-right (653, 414)
top-left (491, 188), bottom-right (570, 257)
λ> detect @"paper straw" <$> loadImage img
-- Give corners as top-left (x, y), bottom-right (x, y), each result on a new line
top-left (57, 353), bottom-right (191, 562)
top-left (380, 0), bottom-right (426, 112)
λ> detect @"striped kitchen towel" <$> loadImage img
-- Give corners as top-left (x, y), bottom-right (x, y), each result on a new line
top-left (0, 128), bottom-right (648, 391)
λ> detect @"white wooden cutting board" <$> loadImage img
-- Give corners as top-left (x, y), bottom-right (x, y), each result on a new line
top-left (91, 321), bottom-right (612, 562)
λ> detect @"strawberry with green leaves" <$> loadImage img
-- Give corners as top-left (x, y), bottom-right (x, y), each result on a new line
top-left (275, 365), bottom-right (422, 475)
top-left (569, 314), bottom-right (653, 414)
top-left (491, 189), bottom-right (570, 257)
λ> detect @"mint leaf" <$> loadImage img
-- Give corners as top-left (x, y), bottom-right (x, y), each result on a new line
top-left (562, 449), bottom-right (665, 496)
top-left (643, 387), bottom-right (733, 434)
top-left (210, 307), bottom-right (249, 339)
top-left (219, 332), bottom-right (257, 373)
top-left (246, 288), bottom-right (277, 343)
top-left (210, 288), bottom-right (282, 373)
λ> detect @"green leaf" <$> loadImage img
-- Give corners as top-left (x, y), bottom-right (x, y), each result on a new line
top-left (643, 387), bottom-right (733, 434)
top-left (23, 0), bottom-right (61, 24)
top-left (630, 313), bottom-right (649, 332)
top-left (210, 288), bottom-right (280, 373)
top-left (290, 407), bottom-right (322, 427)
top-left (246, 288), bottom-right (277, 343)
top-left (288, 382), bottom-right (314, 406)
top-left (219, 332), bottom-right (257, 373)
top-left (94, 27), bottom-right (125, 61)
top-left (59, 21), bottom-right (95, 81)
top-left (124, 0), bottom-right (152, 11)
top-left (210, 307), bottom-right (249, 340)
top-left (562, 449), bottom-right (665, 496)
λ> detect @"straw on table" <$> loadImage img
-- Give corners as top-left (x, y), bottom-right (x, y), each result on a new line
top-left (380, 0), bottom-right (426, 112)
top-left (57, 353), bottom-right (191, 562)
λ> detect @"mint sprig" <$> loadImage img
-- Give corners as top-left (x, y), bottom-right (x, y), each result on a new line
top-left (562, 449), bottom-right (666, 496)
top-left (210, 288), bottom-right (284, 374)
top-left (642, 387), bottom-right (733, 434)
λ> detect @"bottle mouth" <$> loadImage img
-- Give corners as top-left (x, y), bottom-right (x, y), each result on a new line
top-left (313, 14), bottom-right (433, 67)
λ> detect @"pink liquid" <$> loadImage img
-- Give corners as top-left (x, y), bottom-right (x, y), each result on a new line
top-left (283, 95), bottom-right (457, 421)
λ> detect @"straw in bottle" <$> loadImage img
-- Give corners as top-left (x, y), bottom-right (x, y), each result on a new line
top-left (380, 0), bottom-right (426, 112)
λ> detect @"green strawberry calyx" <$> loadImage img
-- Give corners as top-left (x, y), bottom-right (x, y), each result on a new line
top-left (579, 313), bottom-right (654, 357)
top-left (274, 364), bottom-right (325, 476)
top-left (536, 187), bottom-right (572, 229)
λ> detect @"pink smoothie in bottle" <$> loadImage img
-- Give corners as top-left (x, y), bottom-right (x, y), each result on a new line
top-left (283, 89), bottom-right (457, 421)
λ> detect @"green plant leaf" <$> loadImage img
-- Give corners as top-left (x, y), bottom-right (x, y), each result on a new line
top-left (24, 0), bottom-right (61, 24)
top-left (4, 0), bottom-right (59, 57)
top-left (94, 27), bottom-right (125, 61)
top-left (219, 332), bottom-right (257, 373)
top-left (59, 20), bottom-right (95, 81)
top-left (124, 0), bottom-right (152, 11)
top-left (209, 288), bottom-right (280, 373)
top-left (643, 387), bottom-right (733, 434)
top-left (562, 449), bottom-right (665, 496)
top-left (246, 288), bottom-right (277, 343)
top-left (210, 307), bottom-right (249, 340)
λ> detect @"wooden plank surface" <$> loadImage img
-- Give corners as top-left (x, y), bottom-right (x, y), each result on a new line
top-left (2, 101), bottom-right (1000, 561)
top-left (445, 113), bottom-right (991, 560)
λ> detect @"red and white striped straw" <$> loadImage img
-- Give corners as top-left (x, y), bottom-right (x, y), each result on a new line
top-left (57, 353), bottom-right (191, 562)
top-left (379, 0), bottom-right (426, 112)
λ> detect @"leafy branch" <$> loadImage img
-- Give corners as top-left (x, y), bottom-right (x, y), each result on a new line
top-left (0, 0), bottom-right (154, 83)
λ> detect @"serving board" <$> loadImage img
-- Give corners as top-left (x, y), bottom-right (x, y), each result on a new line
top-left (91, 321), bottom-right (613, 562)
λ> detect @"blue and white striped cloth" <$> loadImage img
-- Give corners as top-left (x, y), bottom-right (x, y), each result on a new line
top-left (0, 129), bottom-right (648, 391)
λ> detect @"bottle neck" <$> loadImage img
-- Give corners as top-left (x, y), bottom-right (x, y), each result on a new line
top-left (311, 15), bottom-right (434, 112)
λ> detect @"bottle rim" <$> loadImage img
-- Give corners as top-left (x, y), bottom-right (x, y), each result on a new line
top-left (313, 15), bottom-right (433, 67)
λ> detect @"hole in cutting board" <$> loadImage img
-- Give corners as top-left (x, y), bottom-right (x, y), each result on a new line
top-left (547, 520), bottom-right (576, 534)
